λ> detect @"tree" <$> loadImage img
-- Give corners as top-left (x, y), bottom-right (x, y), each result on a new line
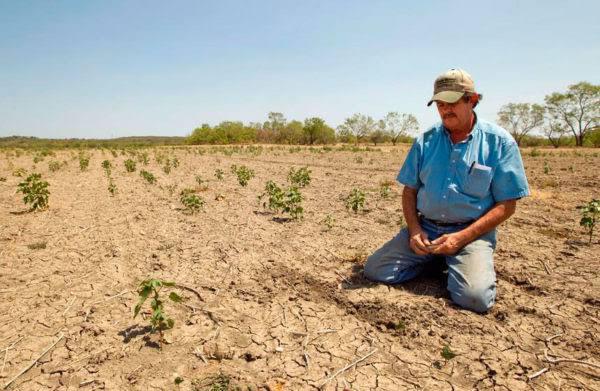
top-left (543, 120), bottom-right (567, 148)
top-left (380, 112), bottom-right (419, 145)
top-left (303, 117), bottom-right (335, 145)
top-left (337, 113), bottom-right (376, 144)
top-left (544, 82), bottom-right (599, 147)
top-left (279, 120), bottom-right (304, 144)
top-left (497, 103), bottom-right (545, 146)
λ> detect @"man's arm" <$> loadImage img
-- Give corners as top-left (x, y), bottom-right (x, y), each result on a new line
top-left (429, 199), bottom-right (517, 255)
top-left (402, 186), bottom-right (432, 255)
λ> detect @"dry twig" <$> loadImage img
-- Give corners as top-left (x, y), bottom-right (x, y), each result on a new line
top-left (544, 349), bottom-right (600, 370)
top-left (317, 348), bottom-right (378, 389)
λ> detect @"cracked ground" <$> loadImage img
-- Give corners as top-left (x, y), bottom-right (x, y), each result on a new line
top-left (1, 145), bottom-right (599, 390)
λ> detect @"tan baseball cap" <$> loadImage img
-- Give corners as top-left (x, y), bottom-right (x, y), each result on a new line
top-left (427, 68), bottom-right (475, 106)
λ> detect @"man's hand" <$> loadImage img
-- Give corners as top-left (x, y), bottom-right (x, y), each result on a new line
top-left (428, 232), bottom-right (467, 255)
top-left (409, 230), bottom-right (432, 255)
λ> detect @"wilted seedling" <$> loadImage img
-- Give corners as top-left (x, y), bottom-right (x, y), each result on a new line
top-left (163, 159), bottom-right (172, 174)
top-left (288, 166), bottom-right (311, 188)
top-left (214, 169), bottom-right (224, 180)
top-left (140, 170), bottom-right (157, 184)
top-left (346, 188), bottom-right (366, 213)
top-left (133, 278), bottom-right (183, 341)
top-left (17, 173), bottom-right (49, 211)
top-left (27, 241), bottom-right (47, 250)
top-left (322, 214), bottom-right (335, 231)
top-left (441, 345), bottom-right (456, 360)
top-left (543, 160), bottom-right (550, 174)
top-left (180, 188), bottom-right (205, 214)
top-left (138, 152), bottom-right (150, 165)
top-left (12, 168), bottom-right (26, 177)
top-left (124, 159), bottom-right (136, 173)
top-left (108, 179), bottom-right (117, 196)
top-left (578, 199), bottom-right (600, 244)
top-left (233, 165), bottom-right (255, 187)
top-left (379, 180), bottom-right (394, 198)
top-left (195, 175), bottom-right (205, 186)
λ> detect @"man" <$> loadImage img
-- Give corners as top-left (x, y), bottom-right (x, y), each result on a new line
top-left (364, 68), bottom-right (529, 313)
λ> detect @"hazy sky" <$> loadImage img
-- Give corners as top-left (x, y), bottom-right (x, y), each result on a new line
top-left (1, 1), bottom-right (599, 139)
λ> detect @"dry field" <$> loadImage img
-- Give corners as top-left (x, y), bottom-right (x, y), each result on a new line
top-left (0, 145), bottom-right (598, 390)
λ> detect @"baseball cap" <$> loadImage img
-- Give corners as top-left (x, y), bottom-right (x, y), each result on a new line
top-left (427, 68), bottom-right (475, 106)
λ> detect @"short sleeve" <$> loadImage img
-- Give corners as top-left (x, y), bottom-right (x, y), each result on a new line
top-left (397, 140), bottom-right (422, 189)
top-left (491, 140), bottom-right (530, 202)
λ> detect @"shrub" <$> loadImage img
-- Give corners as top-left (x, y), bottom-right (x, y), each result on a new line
top-left (258, 181), bottom-right (303, 219)
top-left (578, 199), bottom-right (600, 244)
top-left (134, 279), bottom-right (182, 340)
top-left (288, 166), bottom-right (311, 188)
top-left (180, 189), bottom-right (205, 213)
top-left (258, 180), bottom-right (285, 211)
top-left (140, 170), bottom-right (157, 184)
top-left (346, 188), bottom-right (366, 213)
top-left (101, 160), bottom-right (112, 176)
top-left (17, 173), bottom-right (49, 211)
top-left (124, 159), bottom-right (136, 173)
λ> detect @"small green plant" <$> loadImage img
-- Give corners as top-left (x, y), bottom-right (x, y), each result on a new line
top-left (288, 166), bottom-right (311, 188)
top-left (48, 161), bottom-right (62, 172)
top-left (543, 160), bottom-right (550, 174)
top-left (108, 179), bottom-right (117, 196)
top-left (379, 180), bottom-right (394, 198)
top-left (441, 345), bottom-right (456, 360)
top-left (283, 187), bottom-right (303, 219)
top-left (140, 170), bottom-right (157, 184)
top-left (259, 180), bottom-right (285, 211)
top-left (16, 173), bottom-right (50, 211)
top-left (530, 148), bottom-right (541, 158)
top-left (101, 160), bottom-right (112, 176)
top-left (214, 169), bottom-right (224, 180)
top-left (345, 188), bottom-right (366, 213)
top-left (578, 199), bottom-right (600, 244)
top-left (124, 159), bottom-right (136, 173)
top-left (195, 175), bottom-right (205, 186)
top-left (180, 189), bottom-right (205, 213)
top-left (138, 152), bottom-right (150, 165)
top-left (322, 214), bottom-right (335, 231)
top-left (133, 279), bottom-right (182, 339)
top-left (233, 165), bottom-right (255, 187)
top-left (258, 181), bottom-right (304, 220)
top-left (79, 153), bottom-right (90, 171)
top-left (110, 150), bottom-right (118, 158)
top-left (163, 159), bottom-right (172, 174)
top-left (172, 157), bottom-right (180, 168)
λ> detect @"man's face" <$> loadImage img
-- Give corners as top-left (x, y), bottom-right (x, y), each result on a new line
top-left (435, 97), bottom-right (474, 132)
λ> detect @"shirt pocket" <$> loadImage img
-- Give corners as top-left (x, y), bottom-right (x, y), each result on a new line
top-left (462, 163), bottom-right (493, 198)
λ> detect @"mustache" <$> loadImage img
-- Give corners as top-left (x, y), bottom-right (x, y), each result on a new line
top-left (443, 114), bottom-right (456, 119)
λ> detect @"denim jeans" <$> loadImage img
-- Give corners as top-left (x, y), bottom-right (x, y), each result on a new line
top-left (364, 219), bottom-right (497, 313)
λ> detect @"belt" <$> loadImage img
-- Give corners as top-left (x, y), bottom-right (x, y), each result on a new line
top-left (420, 216), bottom-right (473, 227)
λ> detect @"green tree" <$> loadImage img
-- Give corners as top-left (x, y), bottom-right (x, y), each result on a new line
top-left (303, 117), bottom-right (335, 145)
top-left (337, 114), bottom-right (376, 144)
top-left (263, 112), bottom-right (287, 143)
top-left (543, 120), bottom-right (568, 148)
top-left (279, 120), bottom-right (304, 144)
top-left (544, 82), bottom-right (599, 147)
top-left (497, 103), bottom-right (545, 146)
top-left (380, 112), bottom-right (419, 145)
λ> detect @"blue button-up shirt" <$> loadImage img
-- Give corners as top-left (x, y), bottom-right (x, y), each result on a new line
top-left (397, 116), bottom-right (529, 223)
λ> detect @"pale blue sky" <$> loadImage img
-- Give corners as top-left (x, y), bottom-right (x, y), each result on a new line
top-left (1, 0), bottom-right (598, 139)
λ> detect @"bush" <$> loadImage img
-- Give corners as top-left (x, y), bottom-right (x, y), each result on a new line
top-left (232, 165), bottom-right (255, 187)
top-left (180, 189), bottom-right (205, 213)
top-left (17, 173), bottom-right (49, 210)
top-left (140, 170), bottom-right (157, 184)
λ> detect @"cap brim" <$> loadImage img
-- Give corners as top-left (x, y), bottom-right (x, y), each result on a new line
top-left (427, 91), bottom-right (465, 106)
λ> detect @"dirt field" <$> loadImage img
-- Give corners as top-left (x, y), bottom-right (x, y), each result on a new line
top-left (1, 145), bottom-right (598, 390)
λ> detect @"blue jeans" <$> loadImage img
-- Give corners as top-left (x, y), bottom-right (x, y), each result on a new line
top-left (364, 219), bottom-right (497, 313)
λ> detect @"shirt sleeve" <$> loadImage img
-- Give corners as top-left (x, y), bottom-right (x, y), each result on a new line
top-left (491, 139), bottom-right (530, 202)
top-left (397, 140), bottom-right (422, 189)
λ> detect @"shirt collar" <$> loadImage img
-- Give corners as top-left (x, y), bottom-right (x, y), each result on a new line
top-left (442, 112), bottom-right (479, 144)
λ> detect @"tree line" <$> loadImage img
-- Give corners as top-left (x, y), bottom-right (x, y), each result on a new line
top-left (187, 112), bottom-right (419, 146)
top-left (497, 81), bottom-right (599, 147)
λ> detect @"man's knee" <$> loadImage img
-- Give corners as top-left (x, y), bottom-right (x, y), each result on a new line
top-left (363, 254), bottom-right (386, 282)
top-left (450, 285), bottom-right (495, 313)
